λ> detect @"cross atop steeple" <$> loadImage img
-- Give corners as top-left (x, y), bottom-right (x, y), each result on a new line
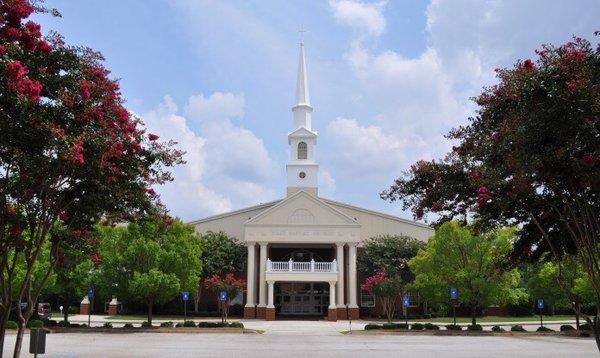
top-left (298, 26), bottom-right (308, 44)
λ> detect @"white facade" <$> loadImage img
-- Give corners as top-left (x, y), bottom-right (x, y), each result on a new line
top-left (188, 43), bottom-right (434, 320)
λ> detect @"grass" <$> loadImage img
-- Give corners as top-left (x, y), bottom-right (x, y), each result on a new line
top-left (105, 315), bottom-right (193, 321)
top-left (405, 315), bottom-right (576, 324)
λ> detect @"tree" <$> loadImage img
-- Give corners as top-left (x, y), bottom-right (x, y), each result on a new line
top-left (96, 216), bottom-right (202, 325)
top-left (382, 36), bottom-right (600, 348)
top-left (195, 232), bottom-right (245, 311)
top-left (358, 235), bottom-right (425, 279)
top-left (130, 269), bottom-right (180, 324)
top-left (361, 272), bottom-right (403, 323)
top-left (0, 1), bottom-right (183, 355)
top-left (408, 222), bottom-right (526, 326)
top-left (204, 273), bottom-right (245, 323)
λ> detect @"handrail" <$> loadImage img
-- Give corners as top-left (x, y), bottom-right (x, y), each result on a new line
top-left (266, 259), bottom-right (337, 273)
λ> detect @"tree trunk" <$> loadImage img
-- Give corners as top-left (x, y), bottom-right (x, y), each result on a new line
top-left (194, 284), bottom-right (202, 312)
top-left (471, 303), bottom-right (477, 326)
top-left (13, 321), bottom-right (25, 358)
top-left (63, 303), bottom-right (69, 323)
top-left (0, 305), bottom-right (11, 355)
top-left (147, 300), bottom-right (153, 325)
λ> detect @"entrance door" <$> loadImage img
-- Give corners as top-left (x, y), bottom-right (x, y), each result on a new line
top-left (275, 282), bottom-right (329, 315)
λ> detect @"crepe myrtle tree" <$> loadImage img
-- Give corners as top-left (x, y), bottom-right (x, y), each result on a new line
top-left (381, 36), bottom-right (600, 348)
top-left (0, 1), bottom-right (183, 355)
top-left (358, 235), bottom-right (425, 280)
top-left (361, 272), bottom-right (403, 323)
top-left (204, 273), bottom-right (245, 323)
top-left (195, 232), bottom-right (246, 311)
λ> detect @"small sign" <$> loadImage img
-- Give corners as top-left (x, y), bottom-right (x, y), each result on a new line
top-left (219, 291), bottom-right (228, 302)
top-left (402, 295), bottom-right (410, 306)
top-left (181, 291), bottom-right (189, 301)
top-left (450, 287), bottom-right (458, 300)
top-left (537, 298), bottom-right (544, 309)
top-left (87, 287), bottom-right (94, 298)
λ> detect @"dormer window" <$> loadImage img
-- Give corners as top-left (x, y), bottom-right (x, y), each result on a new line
top-left (298, 141), bottom-right (307, 159)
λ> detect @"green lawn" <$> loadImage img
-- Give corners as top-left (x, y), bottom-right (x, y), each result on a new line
top-left (105, 314), bottom-right (202, 321)
top-left (404, 315), bottom-right (576, 324)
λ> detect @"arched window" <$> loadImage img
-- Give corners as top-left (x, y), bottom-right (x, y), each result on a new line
top-left (297, 141), bottom-right (307, 159)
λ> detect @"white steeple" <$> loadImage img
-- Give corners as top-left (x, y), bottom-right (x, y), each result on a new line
top-left (287, 42), bottom-right (318, 197)
top-left (292, 42), bottom-right (313, 131)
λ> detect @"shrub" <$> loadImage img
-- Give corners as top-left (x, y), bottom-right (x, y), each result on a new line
top-left (467, 324), bottom-right (482, 331)
top-left (141, 321), bottom-right (153, 328)
top-left (5, 321), bottom-right (18, 329)
top-left (160, 321), bottom-right (174, 328)
top-left (364, 324), bottom-right (381, 330)
top-left (511, 325), bottom-right (526, 332)
top-left (381, 323), bottom-right (407, 330)
top-left (79, 324), bottom-right (87, 328)
top-left (491, 325), bottom-right (505, 332)
top-left (445, 324), bottom-right (462, 331)
top-left (560, 325), bottom-right (575, 332)
top-left (57, 320), bottom-right (69, 328)
top-left (123, 323), bottom-right (134, 328)
top-left (175, 322), bottom-right (183, 328)
top-left (43, 320), bottom-right (58, 327)
top-left (229, 322), bottom-right (244, 328)
top-left (182, 320), bottom-right (196, 327)
top-left (537, 326), bottom-right (554, 332)
top-left (424, 323), bottom-right (439, 330)
top-left (578, 323), bottom-right (591, 331)
top-left (27, 320), bottom-right (44, 328)
top-left (103, 322), bottom-right (113, 328)
top-left (197, 321), bottom-right (230, 328)
top-left (411, 323), bottom-right (424, 330)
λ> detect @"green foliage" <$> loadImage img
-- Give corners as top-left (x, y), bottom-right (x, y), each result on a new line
top-left (560, 325), bottom-right (575, 331)
top-left (364, 324), bottom-right (382, 330)
top-left (123, 323), bottom-right (134, 328)
top-left (197, 321), bottom-right (230, 328)
top-left (467, 324), bottom-right (483, 331)
top-left (141, 321), bottom-right (153, 328)
top-left (445, 324), bottom-right (462, 331)
top-left (358, 235), bottom-right (424, 278)
top-left (381, 323), bottom-right (407, 330)
top-left (199, 231), bottom-right (246, 278)
top-left (491, 325), bottom-right (505, 332)
top-left (511, 325), bottom-right (527, 332)
top-left (160, 321), bottom-right (174, 328)
top-left (26, 320), bottom-right (43, 328)
top-left (411, 323), bottom-right (424, 330)
top-left (229, 322), bottom-right (244, 328)
top-left (424, 323), bottom-right (440, 330)
top-left (92, 216), bottom-right (201, 323)
top-left (537, 326), bottom-right (554, 332)
top-left (5, 321), bottom-right (17, 329)
top-left (409, 222), bottom-right (526, 324)
top-left (182, 320), bottom-right (196, 327)
top-left (103, 322), bottom-right (113, 328)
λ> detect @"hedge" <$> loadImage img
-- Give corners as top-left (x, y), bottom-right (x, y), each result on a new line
top-left (182, 320), bottom-right (196, 327)
top-left (511, 325), bottom-right (527, 332)
top-left (424, 323), bottom-right (440, 330)
top-left (445, 324), bottom-right (462, 331)
top-left (560, 325), bottom-right (575, 331)
top-left (5, 321), bottom-right (18, 329)
top-left (491, 325), bottom-right (505, 332)
top-left (537, 326), bottom-right (554, 332)
top-left (160, 321), bottom-right (174, 328)
top-left (411, 323), bottom-right (424, 330)
top-left (27, 320), bottom-right (44, 328)
top-left (467, 324), bottom-right (482, 331)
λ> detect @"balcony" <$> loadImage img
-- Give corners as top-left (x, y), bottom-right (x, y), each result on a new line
top-left (266, 259), bottom-right (337, 273)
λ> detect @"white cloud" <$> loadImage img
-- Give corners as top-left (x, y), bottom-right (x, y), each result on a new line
top-left (329, 0), bottom-right (387, 37)
top-left (143, 93), bottom-right (280, 220)
top-left (318, 169), bottom-right (337, 198)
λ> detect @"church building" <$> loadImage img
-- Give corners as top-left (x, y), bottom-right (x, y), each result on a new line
top-left (189, 43), bottom-right (434, 321)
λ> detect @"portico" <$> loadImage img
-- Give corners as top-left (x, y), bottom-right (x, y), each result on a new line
top-left (242, 190), bottom-right (361, 321)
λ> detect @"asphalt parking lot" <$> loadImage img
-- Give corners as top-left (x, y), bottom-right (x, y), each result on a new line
top-left (2, 331), bottom-right (596, 357)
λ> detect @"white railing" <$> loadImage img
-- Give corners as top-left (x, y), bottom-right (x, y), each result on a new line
top-left (266, 259), bottom-right (337, 273)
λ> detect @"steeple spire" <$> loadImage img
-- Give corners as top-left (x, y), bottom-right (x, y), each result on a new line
top-left (294, 42), bottom-right (311, 107)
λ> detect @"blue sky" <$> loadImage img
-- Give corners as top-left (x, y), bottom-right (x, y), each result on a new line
top-left (35, 0), bottom-right (600, 222)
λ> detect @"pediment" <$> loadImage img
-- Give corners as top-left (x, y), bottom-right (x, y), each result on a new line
top-left (245, 191), bottom-right (359, 227)
top-left (288, 127), bottom-right (317, 138)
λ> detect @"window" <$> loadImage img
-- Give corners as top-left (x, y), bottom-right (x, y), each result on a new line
top-left (360, 289), bottom-right (375, 307)
top-left (297, 141), bottom-right (307, 159)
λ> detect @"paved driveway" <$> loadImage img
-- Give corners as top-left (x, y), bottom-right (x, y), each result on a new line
top-left (3, 331), bottom-right (596, 357)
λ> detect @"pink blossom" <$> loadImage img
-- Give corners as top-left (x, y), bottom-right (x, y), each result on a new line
top-left (148, 133), bottom-right (159, 141)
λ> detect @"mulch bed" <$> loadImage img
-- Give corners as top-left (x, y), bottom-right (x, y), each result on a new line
top-left (345, 329), bottom-right (592, 338)
top-left (41, 327), bottom-right (261, 334)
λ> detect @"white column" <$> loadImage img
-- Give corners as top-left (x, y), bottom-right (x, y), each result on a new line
top-left (245, 243), bottom-right (256, 308)
top-left (258, 242), bottom-right (268, 307)
top-left (329, 281), bottom-right (336, 309)
top-left (336, 243), bottom-right (345, 308)
top-left (267, 281), bottom-right (275, 308)
top-left (349, 243), bottom-right (358, 308)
